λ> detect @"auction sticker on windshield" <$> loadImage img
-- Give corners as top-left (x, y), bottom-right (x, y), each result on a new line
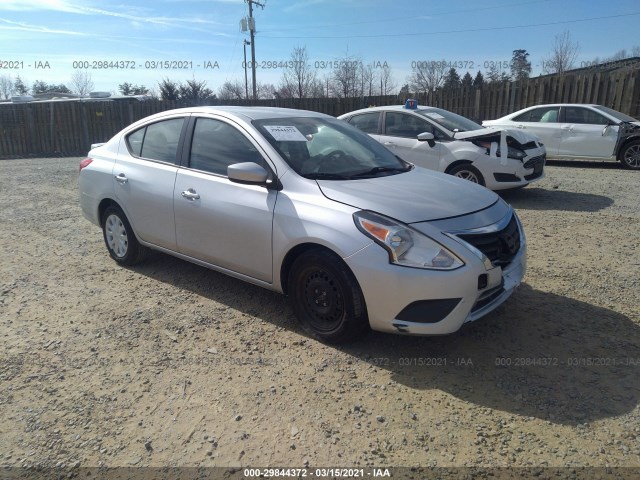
top-left (264, 125), bottom-right (308, 141)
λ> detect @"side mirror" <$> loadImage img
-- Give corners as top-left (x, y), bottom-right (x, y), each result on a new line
top-left (228, 162), bottom-right (269, 185)
top-left (602, 121), bottom-right (616, 136)
top-left (417, 131), bottom-right (436, 147)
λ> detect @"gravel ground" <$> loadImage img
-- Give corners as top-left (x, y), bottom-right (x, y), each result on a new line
top-left (0, 158), bottom-right (639, 477)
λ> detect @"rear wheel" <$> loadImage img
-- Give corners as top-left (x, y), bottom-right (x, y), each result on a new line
top-left (620, 140), bottom-right (640, 170)
top-left (102, 205), bottom-right (147, 265)
top-left (448, 164), bottom-right (485, 186)
top-left (288, 249), bottom-right (369, 343)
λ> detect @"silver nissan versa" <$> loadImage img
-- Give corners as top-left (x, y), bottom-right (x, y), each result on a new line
top-left (79, 106), bottom-right (527, 343)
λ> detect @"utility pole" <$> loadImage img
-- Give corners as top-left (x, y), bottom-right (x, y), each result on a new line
top-left (246, 0), bottom-right (265, 100)
top-left (243, 39), bottom-right (250, 99)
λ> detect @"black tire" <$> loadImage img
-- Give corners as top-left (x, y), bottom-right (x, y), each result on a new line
top-left (287, 249), bottom-right (369, 344)
top-left (101, 205), bottom-right (147, 266)
top-left (619, 140), bottom-right (640, 170)
top-left (448, 164), bottom-right (485, 186)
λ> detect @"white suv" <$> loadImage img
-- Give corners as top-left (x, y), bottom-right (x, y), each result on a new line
top-left (339, 101), bottom-right (546, 191)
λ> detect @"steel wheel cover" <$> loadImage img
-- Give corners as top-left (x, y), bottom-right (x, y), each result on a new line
top-left (105, 214), bottom-right (128, 258)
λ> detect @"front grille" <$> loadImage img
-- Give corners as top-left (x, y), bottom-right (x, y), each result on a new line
top-left (457, 215), bottom-right (521, 267)
top-left (523, 154), bottom-right (545, 180)
top-left (494, 172), bottom-right (520, 183)
top-left (523, 154), bottom-right (545, 169)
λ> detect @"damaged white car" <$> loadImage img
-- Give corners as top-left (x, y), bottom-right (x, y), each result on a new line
top-left (339, 101), bottom-right (546, 191)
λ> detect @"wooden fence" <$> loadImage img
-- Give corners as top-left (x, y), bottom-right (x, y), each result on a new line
top-left (1, 67), bottom-right (639, 158)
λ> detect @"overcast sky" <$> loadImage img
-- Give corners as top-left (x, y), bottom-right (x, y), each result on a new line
top-left (1, 0), bottom-right (639, 94)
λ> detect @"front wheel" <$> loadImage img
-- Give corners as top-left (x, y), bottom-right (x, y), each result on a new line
top-left (288, 249), bottom-right (369, 344)
top-left (102, 205), bottom-right (147, 265)
top-left (620, 140), bottom-right (640, 170)
top-left (448, 164), bottom-right (485, 186)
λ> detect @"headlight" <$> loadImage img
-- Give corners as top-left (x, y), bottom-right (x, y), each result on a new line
top-left (474, 141), bottom-right (527, 160)
top-left (353, 211), bottom-right (464, 270)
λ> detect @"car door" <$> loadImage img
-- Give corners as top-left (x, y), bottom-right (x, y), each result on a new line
top-left (509, 106), bottom-right (561, 155)
top-left (113, 115), bottom-right (187, 250)
top-left (557, 106), bottom-right (618, 158)
top-left (378, 112), bottom-right (440, 169)
top-left (173, 116), bottom-right (277, 283)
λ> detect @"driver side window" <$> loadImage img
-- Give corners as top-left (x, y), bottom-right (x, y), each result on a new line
top-left (189, 118), bottom-right (267, 176)
top-left (385, 112), bottom-right (434, 139)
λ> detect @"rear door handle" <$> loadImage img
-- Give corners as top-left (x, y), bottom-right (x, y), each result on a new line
top-left (114, 173), bottom-right (128, 184)
top-left (181, 188), bottom-right (200, 200)
top-left (516, 125), bottom-right (526, 129)
top-left (383, 142), bottom-right (396, 147)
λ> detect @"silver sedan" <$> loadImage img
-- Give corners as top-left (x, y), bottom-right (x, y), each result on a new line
top-left (79, 106), bottom-right (527, 343)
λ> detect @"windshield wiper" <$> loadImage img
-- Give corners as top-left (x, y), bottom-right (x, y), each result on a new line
top-left (350, 166), bottom-right (409, 178)
top-left (304, 172), bottom-right (352, 180)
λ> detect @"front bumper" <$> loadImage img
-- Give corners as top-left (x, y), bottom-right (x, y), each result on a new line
top-left (480, 147), bottom-right (546, 190)
top-left (344, 232), bottom-right (526, 336)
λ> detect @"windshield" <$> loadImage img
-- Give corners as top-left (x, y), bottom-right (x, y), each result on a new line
top-left (592, 105), bottom-right (638, 123)
top-left (253, 117), bottom-right (410, 180)
top-left (416, 108), bottom-right (483, 133)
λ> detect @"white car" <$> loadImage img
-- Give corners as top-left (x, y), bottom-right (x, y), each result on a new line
top-left (483, 104), bottom-right (640, 170)
top-left (339, 101), bottom-right (546, 191)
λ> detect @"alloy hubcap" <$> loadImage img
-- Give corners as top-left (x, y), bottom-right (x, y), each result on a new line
top-left (624, 145), bottom-right (640, 167)
top-left (454, 170), bottom-right (479, 183)
top-left (105, 214), bottom-right (128, 258)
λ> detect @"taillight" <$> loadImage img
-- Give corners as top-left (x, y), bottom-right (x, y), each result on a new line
top-left (79, 157), bottom-right (93, 172)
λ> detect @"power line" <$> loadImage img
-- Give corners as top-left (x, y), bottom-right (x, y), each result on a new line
top-left (261, 11), bottom-right (640, 39)
top-left (263, 0), bottom-right (553, 32)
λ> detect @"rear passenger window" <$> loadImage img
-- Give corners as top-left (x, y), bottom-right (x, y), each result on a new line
top-left (348, 112), bottom-right (380, 134)
top-left (189, 118), bottom-right (266, 176)
top-left (140, 119), bottom-right (184, 163)
top-left (517, 107), bottom-right (559, 123)
top-left (126, 128), bottom-right (144, 157)
top-left (126, 118), bottom-right (184, 164)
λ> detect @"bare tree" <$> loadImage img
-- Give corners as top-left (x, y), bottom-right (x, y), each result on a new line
top-left (379, 65), bottom-right (396, 95)
top-left (360, 64), bottom-right (376, 97)
top-left (69, 70), bottom-right (94, 96)
top-left (256, 82), bottom-right (276, 99)
top-left (331, 55), bottom-right (363, 98)
top-left (0, 74), bottom-right (14, 100)
top-left (218, 80), bottom-right (246, 100)
top-left (278, 46), bottom-right (317, 98)
top-left (408, 59), bottom-right (447, 97)
top-left (542, 31), bottom-right (579, 75)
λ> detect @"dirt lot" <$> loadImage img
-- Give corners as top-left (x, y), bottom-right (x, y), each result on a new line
top-left (0, 158), bottom-right (639, 476)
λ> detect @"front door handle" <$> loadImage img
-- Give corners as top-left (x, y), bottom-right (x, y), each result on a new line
top-left (516, 125), bottom-right (526, 129)
top-left (114, 173), bottom-right (128, 184)
top-left (383, 142), bottom-right (396, 147)
top-left (181, 188), bottom-right (200, 200)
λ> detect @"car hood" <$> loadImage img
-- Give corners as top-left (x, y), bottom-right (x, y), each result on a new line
top-left (317, 168), bottom-right (499, 224)
top-left (453, 127), bottom-right (536, 146)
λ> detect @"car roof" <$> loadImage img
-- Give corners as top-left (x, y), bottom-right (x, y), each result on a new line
top-left (518, 103), bottom-right (601, 109)
top-left (143, 105), bottom-right (333, 122)
top-left (341, 105), bottom-right (443, 116)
